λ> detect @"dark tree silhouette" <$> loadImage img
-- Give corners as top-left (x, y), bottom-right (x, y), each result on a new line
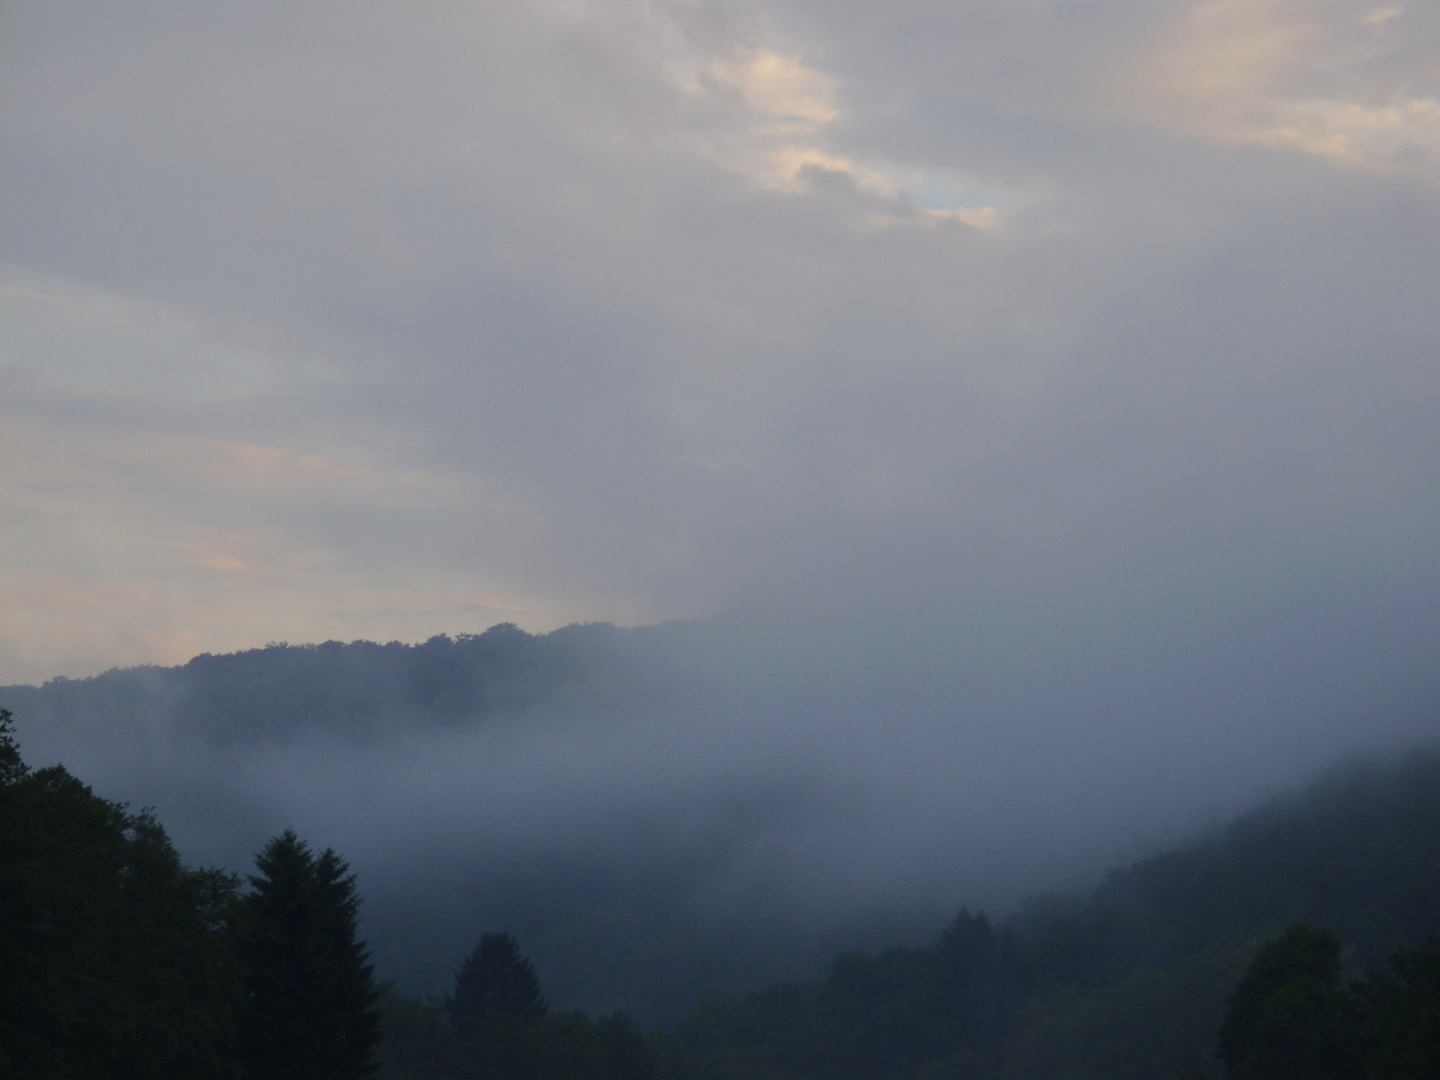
top-left (931, 907), bottom-right (1028, 1060)
top-left (443, 932), bottom-right (548, 1080)
top-left (239, 829), bottom-right (382, 1080)
top-left (447, 932), bottom-right (548, 1040)
top-left (0, 706), bottom-right (24, 784)
top-left (1218, 924), bottom-right (1362, 1080)
top-left (1355, 935), bottom-right (1440, 1080)
top-left (0, 707), bottom-right (242, 1079)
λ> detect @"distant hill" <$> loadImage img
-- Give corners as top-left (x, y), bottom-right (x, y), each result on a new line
top-left (1026, 746), bottom-right (1440, 970)
top-left (661, 746), bottom-right (1440, 1080)
top-left (0, 622), bottom-right (645, 745)
top-left (5, 621), bottom-right (1437, 1044)
top-left (1, 619), bottom-right (911, 1020)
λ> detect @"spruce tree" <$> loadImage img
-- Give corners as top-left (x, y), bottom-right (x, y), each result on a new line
top-left (446, 932), bottom-right (547, 1079)
top-left (0, 706), bottom-right (25, 784)
top-left (238, 829), bottom-right (382, 1080)
top-left (447, 932), bottom-right (547, 1038)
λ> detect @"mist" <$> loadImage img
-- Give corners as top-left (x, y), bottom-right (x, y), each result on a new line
top-left (9, 584), bottom-right (1438, 1015)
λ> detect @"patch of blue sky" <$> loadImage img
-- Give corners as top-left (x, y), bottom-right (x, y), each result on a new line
top-left (863, 162), bottom-right (1007, 215)
top-left (907, 171), bottom-right (1006, 213)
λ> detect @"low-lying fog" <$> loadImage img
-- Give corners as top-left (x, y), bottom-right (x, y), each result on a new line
top-left (10, 574), bottom-right (1438, 1016)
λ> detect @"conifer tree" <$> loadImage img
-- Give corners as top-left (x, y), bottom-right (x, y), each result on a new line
top-left (447, 932), bottom-right (548, 1039)
top-left (238, 829), bottom-right (382, 1080)
top-left (446, 932), bottom-right (547, 1079)
top-left (0, 706), bottom-right (26, 784)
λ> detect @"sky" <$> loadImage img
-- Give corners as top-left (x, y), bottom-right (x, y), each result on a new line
top-left (3, 0), bottom-right (1440, 684)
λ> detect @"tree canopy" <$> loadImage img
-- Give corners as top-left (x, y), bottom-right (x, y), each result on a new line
top-left (239, 829), bottom-right (383, 1080)
top-left (0, 707), bottom-right (383, 1080)
top-left (1217, 925), bottom-right (1361, 1080)
top-left (448, 932), bottom-right (549, 1039)
top-left (0, 707), bottom-right (241, 1079)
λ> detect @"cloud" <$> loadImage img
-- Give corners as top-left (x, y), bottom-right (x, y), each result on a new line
top-left (1, 0), bottom-right (1438, 693)
top-left (1099, 0), bottom-right (1440, 170)
top-left (1268, 93), bottom-right (1440, 166)
top-left (725, 50), bottom-right (839, 123)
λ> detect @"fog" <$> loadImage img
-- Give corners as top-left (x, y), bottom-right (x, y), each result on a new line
top-left (3, 0), bottom-right (1439, 1018)
top-left (9, 592), bottom-right (1438, 1015)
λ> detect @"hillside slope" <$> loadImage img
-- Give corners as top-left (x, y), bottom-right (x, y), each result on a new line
top-left (661, 747), bottom-right (1440, 1080)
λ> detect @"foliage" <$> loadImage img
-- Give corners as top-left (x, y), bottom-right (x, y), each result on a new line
top-left (657, 910), bottom-right (1028, 1080)
top-left (1002, 941), bottom-right (1253, 1080)
top-left (0, 705), bottom-right (26, 784)
top-left (0, 708), bottom-right (243, 1079)
top-left (448, 932), bottom-right (549, 1038)
top-left (1203, 927), bottom-right (1440, 1080)
top-left (1217, 925), bottom-right (1362, 1080)
top-left (658, 750), bottom-right (1440, 1080)
top-left (382, 934), bottom-right (657, 1080)
top-left (0, 706), bottom-right (384, 1080)
top-left (1355, 935), bottom-right (1440, 1079)
top-left (238, 829), bottom-right (383, 1080)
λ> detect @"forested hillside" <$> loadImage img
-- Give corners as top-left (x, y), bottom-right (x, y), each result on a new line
top-left (0, 620), bottom-right (904, 1017)
top-left (6, 623), bottom-right (1440, 1041)
top-left (0, 622), bottom-right (644, 745)
top-left (656, 748), bottom-right (1440, 1080)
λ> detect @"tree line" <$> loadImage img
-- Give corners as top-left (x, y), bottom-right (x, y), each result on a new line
top-left (650, 912), bottom-right (1439, 1080)
top-left (652, 748), bottom-right (1440, 1080)
top-left (0, 706), bottom-right (651, 1080)
top-left (1, 706), bottom-right (380, 1078)
top-left (0, 622), bottom-right (638, 747)
top-left (1204, 924), bottom-right (1439, 1080)
top-left (379, 932), bottom-right (656, 1080)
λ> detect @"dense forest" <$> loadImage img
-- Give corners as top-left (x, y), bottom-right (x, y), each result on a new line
top-left (4, 694), bottom-right (1439, 1078)
top-left (648, 747), bottom-right (1440, 1079)
top-left (0, 705), bottom-right (653, 1080)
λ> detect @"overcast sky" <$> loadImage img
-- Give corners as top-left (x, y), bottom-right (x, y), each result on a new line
top-left (3, 0), bottom-right (1439, 685)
